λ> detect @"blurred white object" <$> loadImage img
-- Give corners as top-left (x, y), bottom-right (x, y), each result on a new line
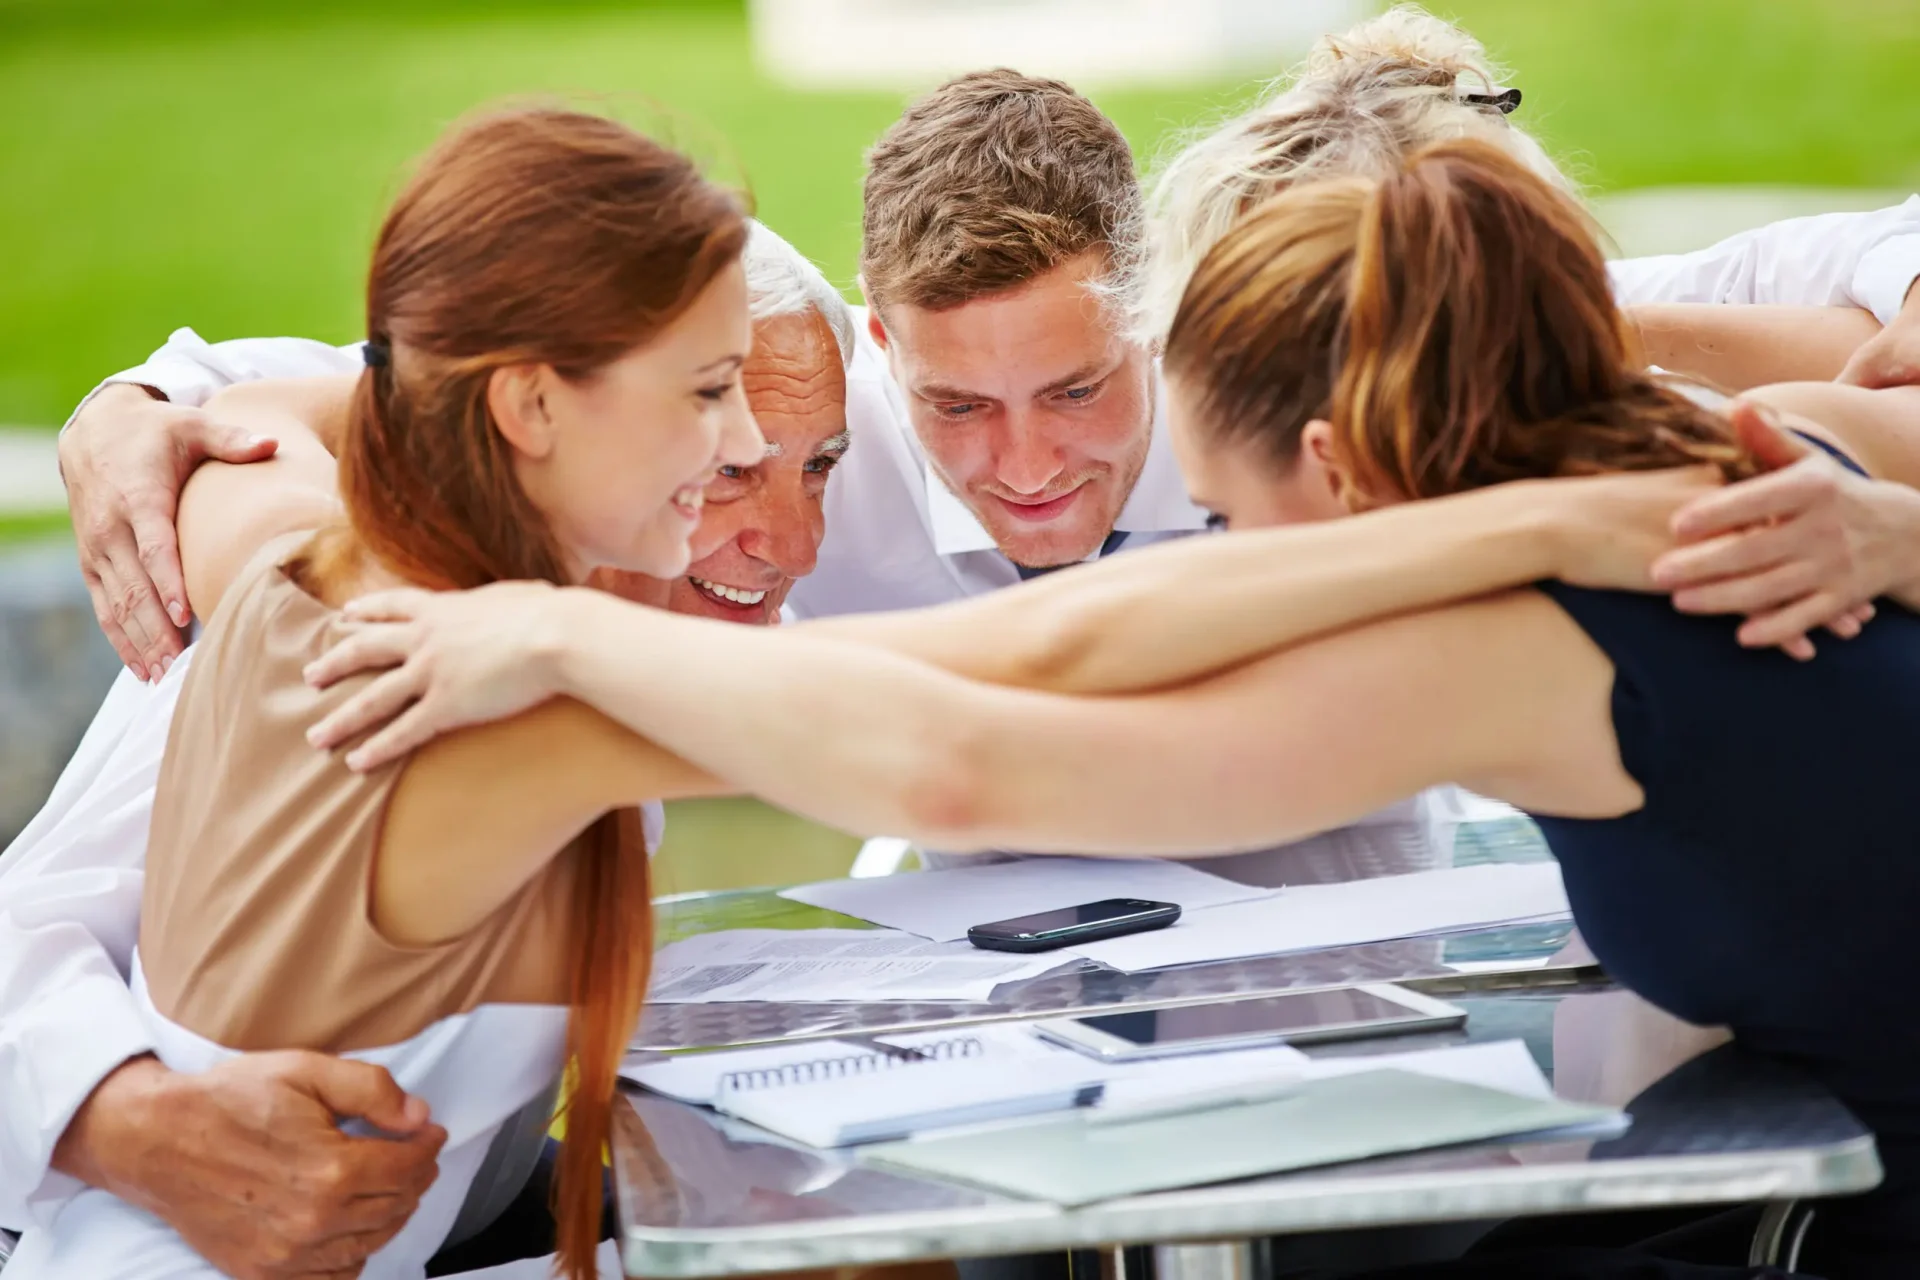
top-left (748, 0), bottom-right (1366, 90)
top-left (1593, 187), bottom-right (1914, 260)
top-left (849, 835), bottom-right (915, 878)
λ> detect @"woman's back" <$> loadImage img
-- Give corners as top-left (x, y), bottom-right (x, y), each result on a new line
top-left (1530, 581), bottom-right (1920, 1271)
top-left (141, 540), bottom-right (579, 1052)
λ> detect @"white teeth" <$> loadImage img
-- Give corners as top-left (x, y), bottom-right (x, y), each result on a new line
top-left (690, 577), bottom-right (768, 606)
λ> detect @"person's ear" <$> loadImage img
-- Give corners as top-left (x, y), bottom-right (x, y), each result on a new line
top-left (487, 364), bottom-right (557, 460)
top-left (865, 306), bottom-right (890, 354)
top-left (1299, 419), bottom-right (1359, 510)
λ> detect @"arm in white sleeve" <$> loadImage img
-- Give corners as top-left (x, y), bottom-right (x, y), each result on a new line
top-left (1609, 196), bottom-right (1920, 320)
top-left (0, 656), bottom-right (192, 1230)
top-left (60, 328), bottom-right (363, 431)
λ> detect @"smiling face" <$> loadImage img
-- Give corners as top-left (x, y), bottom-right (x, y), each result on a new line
top-left (586, 308), bottom-right (848, 625)
top-left (871, 251), bottom-right (1155, 568)
top-left (675, 310), bottom-right (848, 623)
top-left (501, 258), bottom-right (763, 582)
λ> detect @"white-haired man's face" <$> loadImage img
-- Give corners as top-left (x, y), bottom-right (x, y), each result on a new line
top-left (590, 309), bottom-right (847, 624)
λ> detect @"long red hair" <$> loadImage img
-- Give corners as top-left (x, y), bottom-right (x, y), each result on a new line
top-left (1164, 137), bottom-right (1757, 497)
top-left (296, 106), bottom-right (746, 1280)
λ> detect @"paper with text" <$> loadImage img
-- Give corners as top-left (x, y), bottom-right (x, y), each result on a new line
top-left (646, 927), bottom-right (1077, 1003)
top-left (779, 858), bottom-right (1275, 941)
top-left (1064, 863), bottom-right (1569, 972)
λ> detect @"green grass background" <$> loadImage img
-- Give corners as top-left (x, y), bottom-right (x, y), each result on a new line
top-left (5, 0), bottom-right (1919, 430)
top-left (5, 0), bottom-right (1917, 889)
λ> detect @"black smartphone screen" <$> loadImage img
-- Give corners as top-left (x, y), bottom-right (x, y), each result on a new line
top-left (972, 898), bottom-right (1173, 939)
top-left (1077, 989), bottom-right (1421, 1047)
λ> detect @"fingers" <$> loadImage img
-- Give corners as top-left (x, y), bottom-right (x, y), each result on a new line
top-left (303, 626), bottom-right (415, 691)
top-left (96, 535), bottom-right (184, 680)
top-left (1836, 339), bottom-right (1916, 390)
top-left (1737, 590), bottom-right (1859, 655)
top-left (180, 414), bottom-right (279, 466)
top-left (286, 1053), bottom-right (432, 1137)
top-left (344, 705), bottom-right (437, 774)
top-left (289, 1217), bottom-right (421, 1276)
top-left (128, 503), bottom-right (194, 632)
top-left (340, 588), bottom-right (433, 624)
top-left (1673, 559), bottom-right (1824, 619)
top-left (1656, 523), bottom-right (1799, 594)
top-left (1724, 399), bottom-right (1811, 472)
top-left (1667, 461), bottom-right (1833, 543)
top-left (307, 667), bottom-right (423, 752)
top-left (82, 567), bottom-right (147, 678)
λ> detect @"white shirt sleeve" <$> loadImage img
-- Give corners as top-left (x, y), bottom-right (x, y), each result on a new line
top-left (1607, 196), bottom-right (1920, 321)
top-left (0, 656), bottom-right (192, 1230)
top-left (60, 328), bottom-right (365, 432)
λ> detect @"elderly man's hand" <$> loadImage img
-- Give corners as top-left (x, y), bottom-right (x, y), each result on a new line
top-left (59, 384), bottom-right (278, 679)
top-left (1653, 401), bottom-right (1920, 657)
top-left (54, 1053), bottom-right (444, 1279)
top-left (1839, 284), bottom-right (1920, 389)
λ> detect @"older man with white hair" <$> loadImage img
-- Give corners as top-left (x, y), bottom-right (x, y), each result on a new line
top-left (594, 222), bottom-right (856, 624)
top-left (0, 223), bottom-right (857, 1278)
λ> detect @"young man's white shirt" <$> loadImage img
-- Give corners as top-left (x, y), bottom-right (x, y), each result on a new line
top-left (9, 200), bottom-right (1920, 1229)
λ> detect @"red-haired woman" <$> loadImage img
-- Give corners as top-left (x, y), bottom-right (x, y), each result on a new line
top-left (5, 105), bottom-right (760, 1280)
top-left (306, 142), bottom-right (1920, 1277)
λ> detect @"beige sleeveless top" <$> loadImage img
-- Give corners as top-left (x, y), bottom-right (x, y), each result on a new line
top-left (139, 541), bottom-right (581, 1052)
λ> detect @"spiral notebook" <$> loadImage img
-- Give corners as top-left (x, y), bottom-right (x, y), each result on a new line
top-left (625, 1033), bottom-right (1107, 1147)
top-left (624, 1033), bottom-right (989, 1105)
top-left (715, 1052), bottom-right (1108, 1147)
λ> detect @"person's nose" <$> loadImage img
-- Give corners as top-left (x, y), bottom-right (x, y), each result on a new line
top-left (993, 408), bottom-right (1065, 495)
top-left (716, 398), bottom-right (765, 470)
top-left (736, 482), bottom-right (823, 581)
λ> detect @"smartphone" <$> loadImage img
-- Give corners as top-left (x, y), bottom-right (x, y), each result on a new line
top-left (966, 898), bottom-right (1181, 953)
top-left (1032, 984), bottom-right (1467, 1061)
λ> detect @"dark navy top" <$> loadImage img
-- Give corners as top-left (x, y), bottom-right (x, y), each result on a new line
top-left (1531, 449), bottom-right (1920, 1270)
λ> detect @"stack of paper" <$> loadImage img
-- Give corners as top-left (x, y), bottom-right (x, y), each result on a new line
top-left (860, 1068), bottom-right (1621, 1204)
top-left (647, 928), bottom-right (1078, 1003)
top-left (1064, 863), bottom-right (1570, 973)
top-left (778, 858), bottom-right (1275, 941)
top-left (715, 1053), bottom-right (1109, 1148)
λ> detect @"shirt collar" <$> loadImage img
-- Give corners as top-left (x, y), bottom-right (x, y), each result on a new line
top-left (924, 385), bottom-right (1210, 558)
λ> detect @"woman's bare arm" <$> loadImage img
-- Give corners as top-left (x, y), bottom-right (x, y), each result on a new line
top-left (1629, 304), bottom-right (1881, 390)
top-left (177, 379), bottom-right (350, 619)
top-left (800, 468), bottom-right (1715, 696)
top-left (508, 587), bottom-right (1634, 857)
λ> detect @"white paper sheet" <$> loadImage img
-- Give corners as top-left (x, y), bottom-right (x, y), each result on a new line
top-left (1064, 863), bottom-right (1570, 972)
top-left (778, 858), bottom-right (1276, 942)
top-left (645, 927), bottom-right (1075, 1003)
top-left (950, 1024), bottom-right (1543, 1109)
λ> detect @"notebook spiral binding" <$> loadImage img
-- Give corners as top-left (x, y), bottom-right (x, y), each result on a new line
top-left (721, 1036), bottom-right (984, 1093)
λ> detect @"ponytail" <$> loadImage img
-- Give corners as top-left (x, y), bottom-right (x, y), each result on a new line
top-left (288, 106), bottom-right (742, 1280)
top-left (1166, 138), bottom-right (1757, 503)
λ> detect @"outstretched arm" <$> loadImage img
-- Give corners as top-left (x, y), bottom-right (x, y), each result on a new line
top-left (1627, 304), bottom-right (1879, 389)
top-left (383, 585), bottom-right (1624, 856)
top-left (798, 467), bottom-right (1713, 696)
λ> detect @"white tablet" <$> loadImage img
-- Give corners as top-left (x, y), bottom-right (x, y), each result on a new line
top-left (1032, 984), bottom-right (1467, 1062)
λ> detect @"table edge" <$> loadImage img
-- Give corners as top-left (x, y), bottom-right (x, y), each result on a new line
top-left (621, 1135), bottom-right (1881, 1276)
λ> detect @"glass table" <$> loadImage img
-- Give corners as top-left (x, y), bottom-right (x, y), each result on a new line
top-left (617, 821), bottom-right (1880, 1277)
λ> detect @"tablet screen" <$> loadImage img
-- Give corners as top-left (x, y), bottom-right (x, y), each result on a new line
top-left (1076, 989), bottom-right (1419, 1047)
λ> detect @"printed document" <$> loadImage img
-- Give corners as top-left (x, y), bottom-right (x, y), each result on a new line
top-left (779, 857), bottom-right (1274, 941)
top-left (647, 927), bottom-right (1078, 1003)
top-left (1065, 863), bottom-right (1569, 972)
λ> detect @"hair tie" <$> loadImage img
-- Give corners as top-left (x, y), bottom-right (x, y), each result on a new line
top-left (363, 341), bottom-right (391, 368)
top-left (1461, 88), bottom-right (1523, 116)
